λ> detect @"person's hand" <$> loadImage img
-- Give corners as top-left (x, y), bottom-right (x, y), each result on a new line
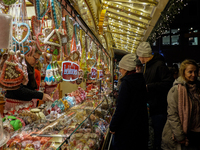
top-left (110, 131), bottom-right (115, 134)
top-left (42, 93), bottom-right (53, 102)
top-left (41, 81), bottom-right (45, 87)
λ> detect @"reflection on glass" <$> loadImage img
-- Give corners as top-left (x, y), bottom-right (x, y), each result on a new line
top-left (162, 35), bottom-right (170, 45)
top-left (171, 34), bottom-right (180, 45)
top-left (189, 37), bottom-right (198, 45)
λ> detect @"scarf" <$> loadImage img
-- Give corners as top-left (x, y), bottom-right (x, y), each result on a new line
top-left (177, 84), bottom-right (192, 148)
top-left (25, 59), bottom-right (37, 90)
top-left (178, 84), bottom-right (192, 134)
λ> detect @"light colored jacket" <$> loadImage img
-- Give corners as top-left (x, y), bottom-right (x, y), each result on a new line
top-left (162, 77), bottom-right (187, 150)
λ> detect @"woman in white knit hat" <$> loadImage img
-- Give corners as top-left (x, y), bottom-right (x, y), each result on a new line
top-left (109, 53), bottom-right (149, 150)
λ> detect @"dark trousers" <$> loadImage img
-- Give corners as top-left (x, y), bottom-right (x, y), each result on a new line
top-left (151, 114), bottom-right (167, 150)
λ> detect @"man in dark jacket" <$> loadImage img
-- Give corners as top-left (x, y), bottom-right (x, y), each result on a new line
top-left (136, 42), bottom-right (174, 150)
top-left (109, 54), bottom-right (148, 150)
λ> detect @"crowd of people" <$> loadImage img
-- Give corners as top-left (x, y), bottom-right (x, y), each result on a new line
top-left (110, 42), bottom-right (200, 150)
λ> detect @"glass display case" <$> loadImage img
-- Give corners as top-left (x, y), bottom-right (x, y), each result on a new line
top-left (3, 94), bottom-right (114, 150)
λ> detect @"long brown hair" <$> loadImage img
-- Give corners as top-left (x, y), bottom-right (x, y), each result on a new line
top-left (179, 59), bottom-right (199, 81)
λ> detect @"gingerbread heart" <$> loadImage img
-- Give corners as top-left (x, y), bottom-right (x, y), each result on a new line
top-left (65, 15), bottom-right (74, 41)
top-left (0, 55), bottom-right (24, 85)
top-left (34, 0), bottom-right (49, 20)
top-left (87, 58), bottom-right (97, 68)
top-left (12, 22), bottom-right (30, 44)
top-left (0, 2), bottom-right (9, 14)
top-left (69, 51), bottom-right (80, 61)
top-left (36, 33), bottom-right (46, 52)
top-left (51, 0), bottom-right (62, 29)
top-left (21, 46), bottom-right (32, 55)
top-left (31, 16), bottom-right (41, 36)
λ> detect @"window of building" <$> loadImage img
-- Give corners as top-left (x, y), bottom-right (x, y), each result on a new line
top-left (171, 34), bottom-right (180, 45)
top-left (171, 29), bottom-right (180, 34)
top-left (162, 35), bottom-right (170, 45)
top-left (189, 37), bottom-right (198, 45)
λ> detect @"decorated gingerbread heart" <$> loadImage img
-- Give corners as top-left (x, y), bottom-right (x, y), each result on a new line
top-left (34, 0), bottom-right (49, 20)
top-left (12, 22), bottom-right (30, 44)
top-left (0, 52), bottom-right (24, 87)
top-left (69, 50), bottom-right (80, 62)
top-left (36, 32), bottom-right (46, 52)
top-left (51, 0), bottom-right (62, 29)
top-left (31, 16), bottom-right (41, 36)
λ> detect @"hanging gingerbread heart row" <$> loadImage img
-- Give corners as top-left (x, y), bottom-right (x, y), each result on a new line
top-left (51, 0), bottom-right (62, 29)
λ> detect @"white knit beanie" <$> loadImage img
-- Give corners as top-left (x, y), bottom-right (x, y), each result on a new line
top-left (136, 42), bottom-right (152, 57)
top-left (119, 54), bottom-right (136, 71)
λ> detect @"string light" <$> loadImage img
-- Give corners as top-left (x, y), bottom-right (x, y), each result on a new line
top-left (147, 0), bottom-right (188, 44)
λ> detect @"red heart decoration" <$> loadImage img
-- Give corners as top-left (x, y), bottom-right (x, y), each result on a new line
top-left (36, 33), bottom-right (46, 52)
top-left (31, 16), bottom-right (41, 36)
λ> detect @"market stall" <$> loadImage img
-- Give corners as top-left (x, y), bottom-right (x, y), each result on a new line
top-left (0, 0), bottom-right (114, 149)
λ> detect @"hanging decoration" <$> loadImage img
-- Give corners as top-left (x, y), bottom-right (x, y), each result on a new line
top-left (51, 0), bottom-right (62, 29)
top-left (65, 15), bottom-right (74, 55)
top-left (31, 16), bottom-right (41, 36)
top-left (44, 29), bottom-right (62, 55)
top-left (0, 1), bottom-right (10, 14)
top-left (61, 61), bottom-right (79, 81)
top-left (36, 32), bottom-right (46, 52)
top-left (12, 22), bottom-right (31, 44)
top-left (0, 51), bottom-right (24, 89)
top-left (34, 0), bottom-right (49, 20)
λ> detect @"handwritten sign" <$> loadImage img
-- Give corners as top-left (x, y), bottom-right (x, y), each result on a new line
top-left (62, 61), bottom-right (79, 81)
top-left (90, 67), bottom-right (97, 79)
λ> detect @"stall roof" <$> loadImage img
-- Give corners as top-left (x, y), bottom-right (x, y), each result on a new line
top-left (100, 0), bottom-right (169, 54)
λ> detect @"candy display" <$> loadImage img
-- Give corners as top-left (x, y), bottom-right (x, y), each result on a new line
top-left (0, 0), bottom-right (113, 149)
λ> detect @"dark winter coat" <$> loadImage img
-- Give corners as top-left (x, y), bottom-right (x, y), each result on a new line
top-left (5, 59), bottom-right (43, 101)
top-left (109, 72), bottom-right (149, 150)
top-left (144, 53), bottom-right (174, 116)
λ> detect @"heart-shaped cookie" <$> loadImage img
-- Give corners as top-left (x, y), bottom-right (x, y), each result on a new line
top-left (87, 58), bottom-right (97, 68)
top-left (31, 16), bottom-right (41, 36)
top-left (69, 51), bottom-right (80, 61)
top-left (12, 22), bottom-right (30, 44)
top-left (34, 0), bottom-right (49, 20)
top-left (0, 2), bottom-right (9, 14)
top-left (51, 0), bottom-right (62, 29)
top-left (65, 15), bottom-right (74, 41)
top-left (36, 33), bottom-right (46, 52)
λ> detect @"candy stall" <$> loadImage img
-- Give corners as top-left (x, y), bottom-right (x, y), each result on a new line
top-left (0, 0), bottom-right (114, 149)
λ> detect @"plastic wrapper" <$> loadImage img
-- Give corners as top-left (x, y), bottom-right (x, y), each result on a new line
top-left (70, 133), bottom-right (83, 140)
top-left (21, 140), bottom-right (33, 148)
top-left (74, 142), bottom-right (84, 150)
top-left (87, 139), bottom-right (96, 148)
top-left (63, 96), bottom-right (76, 107)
